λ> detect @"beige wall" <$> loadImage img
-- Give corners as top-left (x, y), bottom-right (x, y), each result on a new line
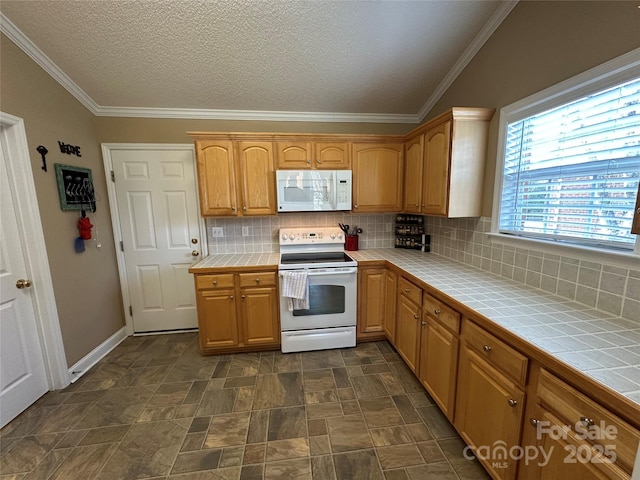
top-left (427, 1), bottom-right (640, 217)
top-left (94, 117), bottom-right (409, 144)
top-left (1, 35), bottom-right (124, 366)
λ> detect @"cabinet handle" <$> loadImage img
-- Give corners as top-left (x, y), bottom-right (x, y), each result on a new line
top-left (212, 280), bottom-right (217, 286)
top-left (482, 345), bottom-right (492, 353)
top-left (229, 295), bottom-right (234, 300)
top-left (405, 288), bottom-right (410, 293)
top-left (508, 399), bottom-right (518, 408)
top-left (434, 309), bottom-right (440, 315)
top-left (580, 416), bottom-right (595, 428)
top-left (255, 278), bottom-right (260, 283)
top-left (530, 418), bottom-right (540, 428)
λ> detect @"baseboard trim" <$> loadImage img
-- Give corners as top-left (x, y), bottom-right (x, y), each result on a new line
top-left (67, 327), bottom-right (128, 383)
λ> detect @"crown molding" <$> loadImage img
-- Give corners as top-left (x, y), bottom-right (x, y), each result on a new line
top-left (94, 105), bottom-right (419, 123)
top-left (1, 12), bottom-right (100, 114)
top-left (416, 0), bottom-right (519, 122)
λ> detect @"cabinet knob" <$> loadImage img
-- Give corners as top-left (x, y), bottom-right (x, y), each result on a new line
top-left (232, 206), bottom-right (236, 211)
top-left (421, 321), bottom-right (427, 325)
top-left (241, 295), bottom-right (245, 299)
top-left (415, 203), bottom-right (419, 207)
top-left (243, 206), bottom-right (247, 211)
top-left (482, 345), bottom-right (492, 353)
top-left (530, 418), bottom-right (540, 427)
top-left (413, 315), bottom-right (419, 320)
top-left (229, 295), bottom-right (234, 300)
top-left (404, 288), bottom-right (410, 293)
top-left (192, 250), bottom-right (200, 257)
top-left (354, 204), bottom-right (358, 209)
top-left (212, 280), bottom-right (217, 286)
top-left (508, 399), bottom-right (518, 408)
top-left (255, 278), bottom-right (260, 283)
top-left (434, 309), bottom-right (440, 315)
top-left (421, 204), bottom-right (425, 207)
top-left (307, 159), bottom-right (311, 164)
top-left (317, 159), bottom-right (322, 164)
top-left (580, 416), bottom-right (595, 428)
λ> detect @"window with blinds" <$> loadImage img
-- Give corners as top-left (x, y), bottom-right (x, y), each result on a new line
top-left (499, 77), bottom-right (640, 250)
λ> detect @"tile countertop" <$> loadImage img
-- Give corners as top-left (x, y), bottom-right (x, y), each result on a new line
top-left (191, 249), bottom-right (640, 407)
top-left (349, 249), bottom-right (640, 407)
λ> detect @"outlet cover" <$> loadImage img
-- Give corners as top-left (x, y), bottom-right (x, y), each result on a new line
top-left (212, 227), bottom-right (224, 238)
top-left (242, 226), bottom-right (250, 236)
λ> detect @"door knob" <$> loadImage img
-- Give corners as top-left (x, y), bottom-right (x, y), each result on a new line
top-left (16, 279), bottom-right (32, 289)
top-left (192, 250), bottom-right (200, 257)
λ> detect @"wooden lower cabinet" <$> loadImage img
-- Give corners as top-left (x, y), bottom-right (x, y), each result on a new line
top-left (197, 288), bottom-right (240, 349)
top-left (395, 292), bottom-right (422, 372)
top-left (195, 271), bottom-right (280, 353)
top-left (455, 346), bottom-right (526, 480)
top-left (357, 267), bottom-right (387, 341)
top-left (418, 314), bottom-right (459, 420)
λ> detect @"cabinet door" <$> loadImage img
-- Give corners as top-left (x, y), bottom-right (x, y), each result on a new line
top-left (383, 270), bottom-right (397, 343)
top-left (418, 315), bottom-right (459, 420)
top-left (422, 121), bottom-right (451, 216)
top-left (314, 142), bottom-right (351, 169)
top-left (195, 140), bottom-right (238, 216)
top-left (403, 135), bottom-right (424, 213)
top-left (240, 286), bottom-right (280, 346)
top-left (395, 294), bottom-right (421, 372)
top-left (455, 347), bottom-right (525, 480)
top-left (237, 142), bottom-right (276, 216)
top-left (276, 141), bottom-right (312, 169)
top-left (197, 289), bottom-right (239, 350)
top-left (352, 143), bottom-right (403, 212)
top-left (357, 267), bottom-right (386, 340)
top-left (522, 410), bottom-right (625, 480)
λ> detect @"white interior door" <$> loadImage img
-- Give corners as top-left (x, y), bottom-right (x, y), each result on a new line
top-left (0, 132), bottom-right (48, 428)
top-left (110, 147), bottom-right (202, 333)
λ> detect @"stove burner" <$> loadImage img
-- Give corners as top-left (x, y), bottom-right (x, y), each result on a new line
top-left (280, 252), bottom-right (354, 265)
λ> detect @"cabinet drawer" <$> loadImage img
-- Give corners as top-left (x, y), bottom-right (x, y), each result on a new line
top-left (463, 320), bottom-right (528, 385)
top-left (398, 277), bottom-right (422, 306)
top-left (196, 274), bottom-right (235, 290)
top-left (537, 369), bottom-right (640, 474)
top-left (423, 292), bottom-right (460, 334)
top-left (239, 272), bottom-right (276, 287)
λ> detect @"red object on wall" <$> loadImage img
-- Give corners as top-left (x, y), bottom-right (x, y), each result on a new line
top-left (78, 216), bottom-right (93, 240)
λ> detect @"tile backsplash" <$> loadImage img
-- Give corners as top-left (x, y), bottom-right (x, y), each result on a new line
top-left (425, 216), bottom-right (640, 324)
top-left (206, 213), bottom-right (396, 254)
top-left (206, 213), bottom-right (639, 324)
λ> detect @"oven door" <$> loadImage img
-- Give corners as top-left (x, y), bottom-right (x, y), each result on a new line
top-left (279, 267), bottom-right (357, 331)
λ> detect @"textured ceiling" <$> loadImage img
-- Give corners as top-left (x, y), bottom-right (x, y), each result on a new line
top-left (1, 0), bottom-right (512, 121)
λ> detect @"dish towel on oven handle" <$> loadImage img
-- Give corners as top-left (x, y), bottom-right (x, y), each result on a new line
top-left (281, 271), bottom-right (309, 311)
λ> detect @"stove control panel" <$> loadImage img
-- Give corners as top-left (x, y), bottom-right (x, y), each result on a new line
top-left (279, 227), bottom-right (345, 245)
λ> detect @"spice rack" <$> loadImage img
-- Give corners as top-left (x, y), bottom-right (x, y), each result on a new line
top-left (395, 214), bottom-right (430, 251)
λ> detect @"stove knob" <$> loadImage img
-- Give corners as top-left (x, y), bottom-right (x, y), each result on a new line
top-left (337, 232), bottom-right (343, 239)
top-left (281, 233), bottom-right (288, 240)
top-left (330, 233), bottom-right (336, 239)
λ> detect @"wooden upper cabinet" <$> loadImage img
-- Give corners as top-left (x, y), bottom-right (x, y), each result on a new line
top-left (403, 135), bottom-right (424, 213)
top-left (403, 107), bottom-right (494, 218)
top-left (352, 143), bottom-right (403, 213)
top-left (632, 183), bottom-right (640, 235)
top-left (276, 141), bottom-right (312, 169)
top-left (422, 121), bottom-right (451, 216)
top-left (236, 142), bottom-right (276, 216)
top-left (276, 141), bottom-right (350, 169)
top-left (195, 140), bottom-right (238, 216)
top-left (314, 142), bottom-right (350, 169)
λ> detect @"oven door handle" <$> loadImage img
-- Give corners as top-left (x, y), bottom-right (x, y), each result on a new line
top-left (279, 267), bottom-right (357, 277)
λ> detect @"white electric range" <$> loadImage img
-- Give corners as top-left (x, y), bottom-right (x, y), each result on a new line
top-left (278, 227), bottom-right (357, 353)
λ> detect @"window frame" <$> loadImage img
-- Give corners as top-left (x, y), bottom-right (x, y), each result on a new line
top-left (491, 48), bottom-right (640, 269)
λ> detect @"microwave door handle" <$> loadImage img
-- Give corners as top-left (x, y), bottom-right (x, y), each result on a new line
top-left (331, 174), bottom-right (338, 209)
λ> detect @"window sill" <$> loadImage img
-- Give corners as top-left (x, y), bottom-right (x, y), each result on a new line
top-left (487, 233), bottom-right (640, 270)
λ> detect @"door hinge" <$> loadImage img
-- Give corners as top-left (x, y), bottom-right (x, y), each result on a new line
top-left (129, 305), bottom-right (133, 316)
top-left (120, 241), bottom-right (124, 252)
top-left (110, 170), bottom-right (115, 182)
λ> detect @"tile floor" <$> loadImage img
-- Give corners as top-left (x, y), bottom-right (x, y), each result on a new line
top-left (0, 333), bottom-right (490, 480)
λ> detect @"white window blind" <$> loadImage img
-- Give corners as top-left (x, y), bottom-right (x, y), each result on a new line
top-left (499, 77), bottom-right (640, 250)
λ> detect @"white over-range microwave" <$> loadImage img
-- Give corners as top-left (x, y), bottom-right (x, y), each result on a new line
top-left (276, 170), bottom-right (352, 212)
